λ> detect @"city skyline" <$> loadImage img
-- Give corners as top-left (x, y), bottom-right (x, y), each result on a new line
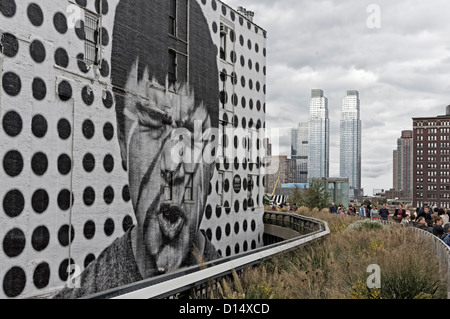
top-left (224, 0), bottom-right (450, 195)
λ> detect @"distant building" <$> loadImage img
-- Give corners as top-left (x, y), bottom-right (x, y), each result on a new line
top-left (291, 122), bottom-right (309, 183)
top-left (394, 130), bottom-right (413, 199)
top-left (340, 90), bottom-right (362, 201)
top-left (308, 89), bottom-right (329, 180)
top-left (393, 150), bottom-right (399, 190)
top-left (319, 177), bottom-right (350, 207)
top-left (413, 106), bottom-right (450, 208)
top-left (291, 128), bottom-right (298, 157)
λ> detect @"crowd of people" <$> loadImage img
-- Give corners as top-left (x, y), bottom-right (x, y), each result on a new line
top-left (269, 200), bottom-right (450, 247)
top-left (328, 202), bottom-right (450, 246)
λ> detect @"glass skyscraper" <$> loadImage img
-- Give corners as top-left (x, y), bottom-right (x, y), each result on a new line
top-left (340, 90), bottom-right (362, 201)
top-left (308, 89), bottom-right (329, 180)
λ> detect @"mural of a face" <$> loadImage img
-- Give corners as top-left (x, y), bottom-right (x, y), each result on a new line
top-left (120, 65), bottom-right (214, 274)
top-left (112, 0), bottom-right (219, 277)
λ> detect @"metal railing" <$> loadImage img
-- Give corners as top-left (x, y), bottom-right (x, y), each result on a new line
top-left (85, 212), bottom-right (330, 299)
top-left (361, 216), bottom-right (450, 299)
top-left (408, 226), bottom-right (450, 299)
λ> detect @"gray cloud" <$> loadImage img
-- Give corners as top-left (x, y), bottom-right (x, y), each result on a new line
top-left (224, 0), bottom-right (450, 194)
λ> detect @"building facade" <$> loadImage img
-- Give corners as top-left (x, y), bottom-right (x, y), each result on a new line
top-left (413, 107), bottom-right (450, 208)
top-left (339, 90), bottom-right (362, 201)
top-left (319, 177), bottom-right (349, 207)
top-left (393, 149), bottom-right (399, 190)
top-left (290, 122), bottom-right (308, 184)
top-left (395, 130), bottom-right (413, 199)
top-left (295, 122), bottom-right (309, 183)
top-left (308, 89), bottom-right (329, 180)
top-left (0, 0), bottom-right (266, 299)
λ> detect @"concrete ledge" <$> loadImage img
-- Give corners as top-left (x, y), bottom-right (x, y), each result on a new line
top-left (264, 224), bottom-right (300, 241)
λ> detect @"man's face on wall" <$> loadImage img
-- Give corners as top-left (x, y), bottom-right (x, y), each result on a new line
top-left (119, 61), bottom-right (214, 274)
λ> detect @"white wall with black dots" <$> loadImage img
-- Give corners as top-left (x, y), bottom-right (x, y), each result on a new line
top-left (0, 0), bottom-right (133, 298)
top-left (0, 0), bottom-right (267, 299)
top-left (199, 0), bottom-right (267, 258)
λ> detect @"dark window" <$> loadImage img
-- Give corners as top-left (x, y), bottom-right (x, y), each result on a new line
top-left (185, 173), bottom-right (194, 202)
top-left (220, 23), bottom-right (227, 60)
top-left (169, 0), bottom-right (176, 36)
top-left (164, 171), bottom-right (173, 201)
top-left (84, 11), bottom-right (100, 65)
top-left (168, 49), bottom-right (177, 85)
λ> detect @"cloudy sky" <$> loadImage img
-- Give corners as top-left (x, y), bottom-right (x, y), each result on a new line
top-left (224, 0), bottom-right (450, 195)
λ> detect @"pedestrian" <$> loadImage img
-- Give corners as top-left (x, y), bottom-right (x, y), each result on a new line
top-left (393, 204), bottom-right (407, 223)
top-left (370, 205), bottom-right (379, 220)
top-left (427, 219), bottom-right (434, 233)
top-left (442, 224), bottom-right (450, 244)
top-left (405, 205), bottom-right (411, 216)
top-left (438, 207), bottom-right (449, 225)
top-left (402, 213), bottom-right (412, 226)
top-left (329, 202), bottom-right (337, 214)
top-left (415, 216), bottom-right (428, 231)
top-left (417, 202), bottom-right (428, 216)
top-left (348, 204), bottom-right (355, 216)
top-left (433, 217), bottom-right (445, 238)
top-left (358, 205), bottom-right (367, 218)
top-left (379, 203), bottom-right (390, 221)
top-left (417, 206), bottom-right (432, 221)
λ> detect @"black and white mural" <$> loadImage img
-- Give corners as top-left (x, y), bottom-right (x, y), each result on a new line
top-left (0, 0), bottom-right (267, 299)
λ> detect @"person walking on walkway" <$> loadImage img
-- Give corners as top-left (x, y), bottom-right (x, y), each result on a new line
top-left (329, 202), bottom-right (337, 214)
top-left (370, 205), bottom-right (379, 220)
top-left (394, 204), bottom-right (406, 223)
top-left (358, 205), bottom-right (367, 218)
top-left (379, 203), bottom-right (390, 221)
top-left (433, 217), bottom-right (445, 238)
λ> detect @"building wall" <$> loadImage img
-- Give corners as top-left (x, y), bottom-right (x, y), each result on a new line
top-left (413, 114), bottom-right (450, 208)
top-left (339, 91), bottom-right (361, 201)
top-left (393, 150), bottom-right (399, 190)
top-left (396, 130), bottom-right (413, 199)
top-left (308, 89), bottom-right (329, 180)
top-left (0, 0), bottom-right (266, 299)
top-left (293, 122), bottom-right (308, 183)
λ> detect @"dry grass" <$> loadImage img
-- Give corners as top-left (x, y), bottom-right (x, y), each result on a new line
top-left (214, 208), bottom-right (447, 299)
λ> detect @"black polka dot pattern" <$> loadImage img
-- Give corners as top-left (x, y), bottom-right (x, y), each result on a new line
top-left (3, 228), bottom-right (26, 257)
top-left (1, 33), bottom-right (19, 57)
top-left (0, 0), bottom-right (266, 299)
top-left (29, 40), bottom-right (46, 63)
top-left (2, 111), bottom-right (22, 137)
top-left (31, 226), bottom-right (50, 252)
top-left (2, 72), bottom-right (21, 96)
top-left (3, 267), bottom-right (26, 298)
top-left (27, 3), bottom-right (44, 27)
top-left (0, 0), bottom-right (17, 18)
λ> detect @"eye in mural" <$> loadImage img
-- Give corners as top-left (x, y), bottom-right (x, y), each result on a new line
top-left (53, 0), bottom-right (220, 298)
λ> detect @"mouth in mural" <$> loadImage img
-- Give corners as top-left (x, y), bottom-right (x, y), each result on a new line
top-left (157, 204), bottom-right (186, 240)
top-left (154, 204), bottom-right (189, 273)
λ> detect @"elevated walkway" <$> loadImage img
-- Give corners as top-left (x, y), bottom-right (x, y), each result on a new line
top-left (85, 212), bottom-right (330, 299)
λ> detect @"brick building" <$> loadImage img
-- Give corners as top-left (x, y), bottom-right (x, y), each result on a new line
top-left (413, 106), bottom-right (450, 208)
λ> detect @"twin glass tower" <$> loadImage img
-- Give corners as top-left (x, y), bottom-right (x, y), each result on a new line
top-left (306, 89), bottom-right (362, 201)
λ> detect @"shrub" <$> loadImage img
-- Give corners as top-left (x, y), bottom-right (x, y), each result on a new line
top-left (347, 219), bottom-right (384, 231)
